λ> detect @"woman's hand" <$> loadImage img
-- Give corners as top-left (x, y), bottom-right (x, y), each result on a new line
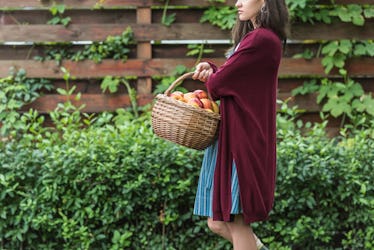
top-left (192, 62), bottom-right (213, 82)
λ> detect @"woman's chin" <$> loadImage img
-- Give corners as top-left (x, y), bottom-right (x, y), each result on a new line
top-left (238, 15), bottom-right (250, 22)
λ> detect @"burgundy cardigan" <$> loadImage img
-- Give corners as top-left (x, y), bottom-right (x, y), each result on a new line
top-left (205, 28), bottom-right (281, 224)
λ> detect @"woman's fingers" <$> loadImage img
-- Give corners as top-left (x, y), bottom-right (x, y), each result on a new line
top-left (199, 69), bottom-right (213, 82)
top-left (192, 63), bottom-right (205, 80)
top-left (192, 62), bottom-right (212, 81)
top-left (193, 63), bottom-right (213, 82)
top-left (192, 69), bottom-right (200, 80)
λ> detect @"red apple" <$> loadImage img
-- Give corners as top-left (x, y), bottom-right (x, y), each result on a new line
top-left (186, 97), bottom-right (203, 108)
top-left (200, 98), bottom-right (212, 110)
top-left (170, 91), bottom-right (185, 102)
top-left (194, 89), bottom-right (208, 99)
top-left (184, 92), bottom-right (197, 101)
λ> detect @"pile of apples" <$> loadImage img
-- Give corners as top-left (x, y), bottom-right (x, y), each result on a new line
top-left (169, 89), bottom-right (219, 114)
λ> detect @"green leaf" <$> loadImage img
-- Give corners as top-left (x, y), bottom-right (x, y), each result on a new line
top-left (112, 230), bottom-right (121, 243)
top-left (291, 79), bottom-right (319, 96)
top-left (321, 56), bottom-right (334, 74)
top-left (362, 95), bottom-right (374, 116)
top-left (57, 88), bottom-right (68, 96)
top-left (322, 41), bottom-right (339, 56)
top-left (293, 49), bottom-right (314, 60)
top-left (339, 69), bottom-right (347, 76)
top-left (352, 99), bottom-right (365, 112)
top-left (68, 85), bottom-right (76, 95)
top-left (49, 5), bottom-right (58, 16)
top-left (341, 92), bottom-right (353, 102)
top-left (61, 17), bottom-right (71, 27)
top-left (56, 4), bottom-right (66, 14)
top-left (337, 8), bottom-right (352, 22)
top-left (352, 15), bottom-right (365, 26)
top-left (333, 54), bottom-right (346, 69)
top-left (317, 82), bottom-right (332, 103)
top-left (162, 13), bottom-right (176, 26)
top-left (348, 82), bottom-right (364, 97)
top-left (366, 42), bottom-right (374, 56)
top-left (354, 44), bottom-right (367, 56)
top-left (338, 40), bottom-right (352, 54)
top-left (75, 92), bottom-right (81, 101)
top-left (47, 17), bottom-right (60, 25)
top-left (323, 98), bottom-right (351, 117)
top-left (364, 6), bottom-right (374, 18)
top-left (201, 7), bottom-right (236, 30)
top-left (101, 76), bottom-right (120, 93)
top-left (186, 49), bottom-right (199, 57)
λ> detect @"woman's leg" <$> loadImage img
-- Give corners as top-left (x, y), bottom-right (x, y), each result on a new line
top-left (207, 217), bottom-right (267, 249)
top-left (226, 215), bottom-right (257, 250)
top-left (207, 218), bottom-right (232, 242)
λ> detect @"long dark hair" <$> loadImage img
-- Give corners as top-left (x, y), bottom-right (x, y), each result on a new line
top-left (231, 0), bottom-right (289, 48)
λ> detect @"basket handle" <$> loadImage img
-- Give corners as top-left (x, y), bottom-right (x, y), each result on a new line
top-left (164, 72), bottom-right (214, 100)
top-left (164, 72), bottom-right (194, 96)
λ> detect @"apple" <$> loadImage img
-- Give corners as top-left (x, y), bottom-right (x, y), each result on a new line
top-left (184, 92), bottom-right (197, 101)
top-left (200, 98), bottom-right (212, 110)
top-left (211, 101), bottom-right (219, 114)
top-left (170, 91), bottom-right (185, 102)
top-left (186, 97), bottom-right (203, 108)
top-left (194, 89), bottom-right (208, 99)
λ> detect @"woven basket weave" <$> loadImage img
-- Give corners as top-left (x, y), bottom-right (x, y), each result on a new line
top-left (151, 72), bottom-right (220, 150)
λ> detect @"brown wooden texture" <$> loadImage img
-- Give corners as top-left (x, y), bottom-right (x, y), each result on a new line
top-left (21, 94), bottom-right (154, 113)
top-left (136, 7), bottom-right (153, 95)
top-left (1, 21), bottom-right (373, 42)
top-left (0, 0), bottom-right (373, 130)
top-left (0, 0), bottom-right (372, 8)
top-left (1, 58), bottom-right (373, 79)
top-left (0, 0), bottom-right (228, 8)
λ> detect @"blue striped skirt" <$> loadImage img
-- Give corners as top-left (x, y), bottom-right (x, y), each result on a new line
top-left (193, 140), bottom-right (242, 217)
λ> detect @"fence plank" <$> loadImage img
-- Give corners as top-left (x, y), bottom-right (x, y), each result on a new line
top-left (21, 94), bottom-right (154, 113)
top-left (1, 58), bottom-right (373, 79)
top-left (0, 0), bottom-right (371, 9)
top-left (0, 0), bottom-right (147, 9)
top-left (1, 21), bottom-right (373, 42)
top-left (0, 0), bottom-right (233, 9)
top-left (291, 19), bottom-right (374, 40)
top-left (0, 23), bottom-right (228, 42)
top-left (0, 10), bottom-right (137, 25)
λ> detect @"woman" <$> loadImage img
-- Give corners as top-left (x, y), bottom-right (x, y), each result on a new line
top-left (192, 0), bottom-right (289, 249)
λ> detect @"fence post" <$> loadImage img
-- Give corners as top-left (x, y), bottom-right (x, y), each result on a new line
top-left (136, 7), bottom-right (153, 96)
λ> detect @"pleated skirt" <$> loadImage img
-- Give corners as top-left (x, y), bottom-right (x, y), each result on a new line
top-left (193, 140), bottom-right (242, 217)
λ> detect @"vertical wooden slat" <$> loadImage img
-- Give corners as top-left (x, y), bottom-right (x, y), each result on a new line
top-left (136, 7), bottom-right (152, 95)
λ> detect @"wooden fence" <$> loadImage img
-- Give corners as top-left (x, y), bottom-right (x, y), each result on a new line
top-left (0, 0), bottom-right (373, 131)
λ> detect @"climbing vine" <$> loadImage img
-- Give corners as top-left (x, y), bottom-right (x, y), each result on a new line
top-left (47, 4), bottom-right (71, 26)
top-left (34, 27), bottom-right (134, 64)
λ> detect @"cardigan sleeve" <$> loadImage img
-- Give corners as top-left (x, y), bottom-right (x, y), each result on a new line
top-left (209, 55), bottom-right (251, 100)
top-left (203, 30), bottom-right (281, 101)
top-left (207, 61), bottom-right (218, 73)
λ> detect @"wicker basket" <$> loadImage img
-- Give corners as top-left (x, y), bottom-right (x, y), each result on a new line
top-left (151, 72), bottom-right (220, 150)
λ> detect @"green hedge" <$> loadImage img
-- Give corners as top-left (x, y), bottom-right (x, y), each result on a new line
top-left (258, 121), bottom-right (374, 250)
top-left (0, 109), bottom-right (373, 249)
